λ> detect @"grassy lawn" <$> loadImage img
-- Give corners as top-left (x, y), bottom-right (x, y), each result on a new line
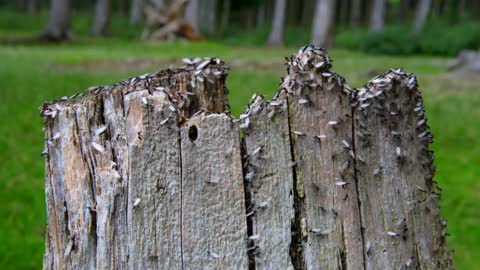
top-left (0, 11), bottom-right (479, 270)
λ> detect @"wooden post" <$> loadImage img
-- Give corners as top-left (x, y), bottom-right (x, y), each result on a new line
top-left (285, 47), bottom-right (364, 269)
top-left (180, 113), bottom-right (248, 269)
top-left (237, 46), bottom-right (453, 269)
top-left (41, 58), bottom-right (240, 269)
top-left (353, 70), bottom-right (453, 269)
top-left (242, 94), bottom-right (295, 269)
top-left (42, 48), bottom-right (453, 269)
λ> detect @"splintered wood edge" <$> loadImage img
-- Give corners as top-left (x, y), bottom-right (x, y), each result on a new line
top-left (40, 57), bottom-right (230, 122)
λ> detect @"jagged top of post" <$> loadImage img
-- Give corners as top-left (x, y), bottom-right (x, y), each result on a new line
top-left (286, 45), bottom-right (333, 74)
top-left (354, 68), bottom-right (419, 111)
top-left (280, 45), bottom-right (352, 97)
top-left (239, 46), bottom-right (350, 130)
top-left (40, 57), bottom-right (229, 119)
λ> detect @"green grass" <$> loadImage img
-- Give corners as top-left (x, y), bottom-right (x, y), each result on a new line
top-left (0, 10), bottom-right (479, 270)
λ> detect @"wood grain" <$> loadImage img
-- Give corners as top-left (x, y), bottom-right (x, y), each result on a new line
top-left (180, 113), bottom-right (249, 269)
top-left (242, 94), bottom-right (295, 269)
top-left (353, 70), bottom-right (453, 269)
top-left (42, 49), bottom-right (453, 270)
top-left (284, 46), bottom-right (364, 269)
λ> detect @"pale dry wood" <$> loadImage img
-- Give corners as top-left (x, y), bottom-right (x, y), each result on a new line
top-left (42, 48), bottom-right (454, 270)
top-left (44, 101), bottom-right (97, 270)
top-left (42, 59), bottom-right (229, 270)
top-left (180, 113), bottom-right (249, 269)
top-left (353, 70), bottom-right (453, 269)
top-left (96, 87), bottom-right (129, 270)
top-left (284, 46), bottom-right (364, 269)
top-left (43, 95), bottom-right (130, 270)
top-left (242, 95), bottom-right (295, 269)
top-left (125, 90), bottom-right (182, 269)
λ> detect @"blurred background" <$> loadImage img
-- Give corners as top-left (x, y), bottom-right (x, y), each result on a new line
top-left (0, 0), bottom-right (479, 269)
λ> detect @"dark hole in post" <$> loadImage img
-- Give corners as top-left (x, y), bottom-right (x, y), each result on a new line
top-left (188, 125), bottom-right (198, 141)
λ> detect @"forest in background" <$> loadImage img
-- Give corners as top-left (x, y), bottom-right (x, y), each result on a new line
top-left (1, 1), bottom-right (480, 269)
top-left (1, 0), bottom-right (480, 56)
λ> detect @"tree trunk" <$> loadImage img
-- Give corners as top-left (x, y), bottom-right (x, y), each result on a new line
top-left (185, 0), bottom-right (200, 33)
top-left (369, 0), bottom-right (385, 32)
top-left (350, 0), bottom-right (361, 27)
top-left (458, 0), bottom-right (467, 17)
top-left (119, 0), bottom-right (129, 16)
top-left (311, 0), bottom-right (335, 48)
top-left (257, 0), bottom-right (266, 28)
top-left (301, 0), bottom-right (314, 27)
top-left (208, 0), bottom-right (218, 34)
top-left (412, 0), bottom-right (431, 34)
top-left (93, 0), bottom-right (112, 36)
top-left (28, 0), bottom-right (38, 14)
top-left (286, 0), bottom-right (302, 26)
top-left (41, 0), bottom-right (72, 41)
top-left (130, 0), bottom-right (144, 24)
top-left (266, 0), bottom-right (287, 46)
top-left (397, 0), bottom-right (410, 23)
top-left (199, 0), bottom-right (218, 34)
top-left (433, 0), bottom-right (445, 17)
top-left (220, 0), bottom-right (231, 32)
top-left (249, 8), bottom-right (258, 29)
top-left (338, 0), bottom-right (350, 26)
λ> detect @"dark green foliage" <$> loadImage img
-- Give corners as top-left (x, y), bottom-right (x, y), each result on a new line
top-left (218, 25), bottom-right (270, 47)
top-left (335, 28), bottom-right (367, 51)
top-left (220, 25), bottom-right (310, 48)
top-left (335, 22), bottom-right (480, 56)
top-left (221, 20), bottom-right (480, 56)
top-left (419, 21), bottom-right (480, 55)
top-left (0, 9), bottom-right (49, 35)
top-left (361, 25), bottom-right (419, 55)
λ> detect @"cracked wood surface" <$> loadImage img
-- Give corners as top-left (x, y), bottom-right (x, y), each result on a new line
top-left (125, 90), bottom-right (182, 269)
top-left (42, 59), bottom-right (232, 270)
top-left (243, 95), bottom-right (295, 269)
top-left (284, 49), bottom-right (364, 269)
top-left (181, 113), bottom-right (249, 269)
top-left (353, 71), bottom-right (453, 269)
top-left (42, 47), bottom-right (453, 270)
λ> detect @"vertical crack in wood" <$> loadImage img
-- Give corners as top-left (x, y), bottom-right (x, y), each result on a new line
top-left (119, 89), bottom-right (131, 267)
top-left (350, 105), bottom-right (367, 270)
top-left (178, 127), bottom-right (184, 270)
top-left (286, 96), bottom-right (306, 270)
top-left (73, 106), bottom-right (98, 266)
top-left (283, 45), bottom-right (364, 269)
top-left (241, 93), bottom-right (296, 269)
top-left (340, 224), bottom-right (347, 270)
top-left (239, 137), bottom-right (256, 270)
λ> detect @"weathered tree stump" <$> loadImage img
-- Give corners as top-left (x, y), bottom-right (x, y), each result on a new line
top-left (41, 47), bottom-right (453, 269)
